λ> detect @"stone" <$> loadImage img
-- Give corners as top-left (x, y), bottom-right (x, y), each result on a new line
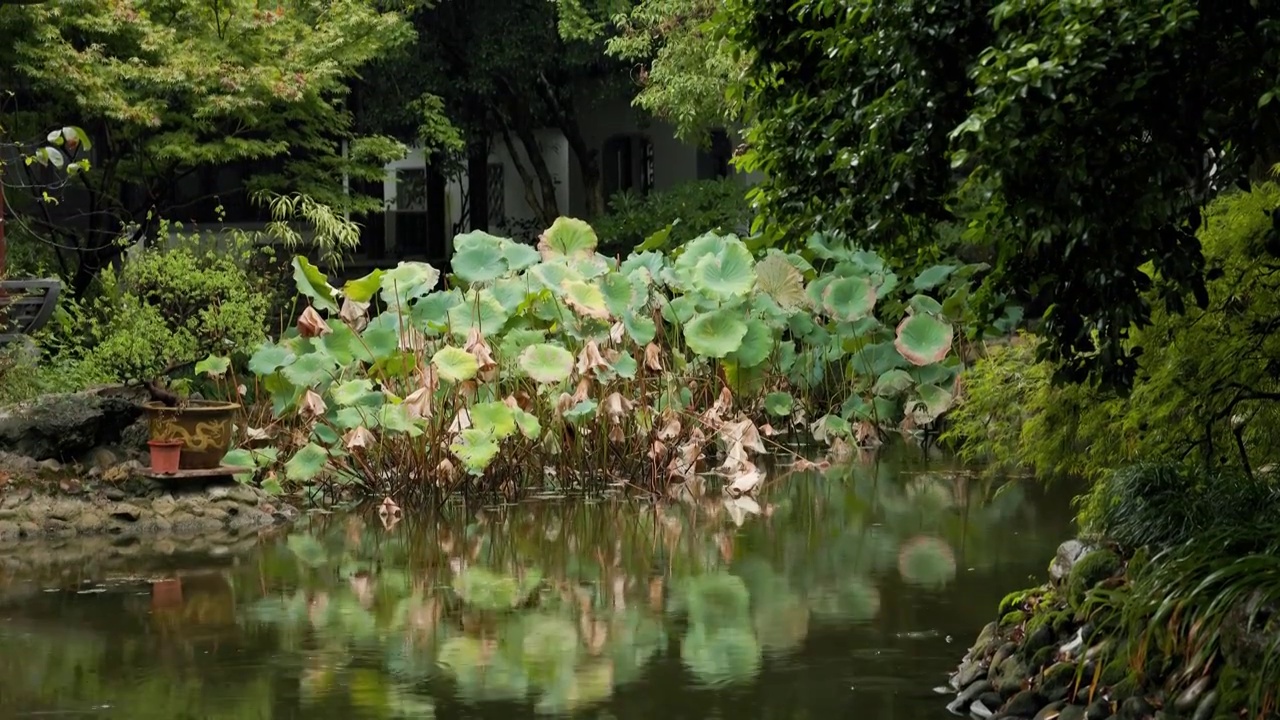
top-left (1059, 705), bottom-right (1088, 720)
top-left (992, 653), bottom-right (1030, 695)
top-left (1174, 676), bottom-right (1212, 713)
top-left (1023, 624), bottom-right (1056, 659)
top-left (1004, 690), bottom-right (1046, 718)
top-left (18, 521), bottom-right (38, 537)
top-left (979, 691), bottom-right (1005, 710)
top-left (41, 517), bottom-right (76, 538)
top-left (227, 484), bottom-right (261, 505)
top-left (947, 680), bottom-right (992, 714)
top-left (104, 488), bottom-right (126, 502)
top-left (1119, 696), bottom-right (1154, 719)
top-left (0, 387), bottom-right (146, 461)
top-left (972, 621), bottom-right (1001, 658)
top-left (228, 508), bottom-right (272, 531)
top-left (953, 657), bottom-right (986, 689)
top-left (970, 699), bottom-right (995, 719)
top-left (207, 485), bottom-right (232, 500)
top-left (989, 642), bottom-right (1018, 681)
top-left (1032, 701), bottom-right (1065, 720)
top-left (1191, 691), bottom-right (1217, 720)
top-left (38, 458), bottom-right (63, 473)
top-left (108, 503), bottom-right (144, 522)
top-left (1040, 662), bottom-right (1079, 703)
top-left (1085, 699), bottom-right (1111, 720)
top-left (74, 511), bottom-right (105, 533)
top-left (47, 499), bottom-right (82, 521)
top-left (1049, 539), bottom-right (1094, 586)
top-left (0, 520), bottom-right (19, 540)
top-left (151, 494), bottom-right (177, 517)
top-left (84, 447), bottom-right (119, 470)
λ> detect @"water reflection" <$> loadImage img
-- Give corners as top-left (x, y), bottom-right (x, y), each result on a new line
top-left (0, 451), bottom-right (1077, 719)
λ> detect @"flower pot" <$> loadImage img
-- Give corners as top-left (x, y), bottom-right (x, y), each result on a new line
top-left (148, 439), bottom-right (183, 474)
top-left (143, 400), bottom-right (240, 470)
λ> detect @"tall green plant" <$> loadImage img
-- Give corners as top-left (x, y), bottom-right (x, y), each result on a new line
top-left (241, 219), bottom-right (980, 498)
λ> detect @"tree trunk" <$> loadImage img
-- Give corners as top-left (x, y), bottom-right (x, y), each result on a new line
top-left (536, 75), bottom-right (604, 219)
top-left (467, 144), bottom-right (489, 232)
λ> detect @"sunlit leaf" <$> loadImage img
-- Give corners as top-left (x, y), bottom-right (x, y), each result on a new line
top-left (519, 343), bottom-right (574, 383)
top-left (285, 442), bottom-right (328, 481)
top-left (292, 257), bottom-right (338, 313)
top-left (895, 314), bottom-right (954, 366)
top-left (684, 309), bottom-right (748, 358)
top-left (539, 217), bottom-right (598, 258)
top-left (342, 270), bottom-right (385, 303)
top-left (470, 401), bottom-right (517, 439)
top-left (194, 354), bottom-right (231, 378)
top-left (381, 262), bottom-right (441, 305)
top-left (432, 346), bottom-right (479, 383)
top-left (561, 279), bottom-right (611, 319)
top-left (450, 429), bottom-right (502, 474)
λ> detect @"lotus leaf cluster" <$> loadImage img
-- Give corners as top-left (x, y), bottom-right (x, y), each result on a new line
top-left (238, 217), bottom-right (978, 496)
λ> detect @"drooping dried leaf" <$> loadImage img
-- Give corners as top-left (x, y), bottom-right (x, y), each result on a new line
top-left (603, 392), bottom-right (633, 419)
top-left (344, 425), bottom-right (375, 450)
top-left (404, 387), bottom-right (432, 420)
top-left (297, 306), bottom-right (331, 338)
top-left (609, 321), bottom-right (626, 344)
top-left (448, 408), bottom-right (472, 435)
top-left (726, 463), bottom-right (764, 498)
top-left (301, 389), bottom-right (328, 417)
top-left (576, 340), bottom-right (610, 378)
top-left (339, 298), bottom-right (370, 331)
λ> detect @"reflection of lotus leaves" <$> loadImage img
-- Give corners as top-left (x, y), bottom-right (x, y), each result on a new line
top-left (287, 534), bottom-right (330, 567)
top-left (680, 625), bottom-right (762, 686)
top-left (452, 566), bottom-right (544, 611)
top-left (905, 476), bottom-right (955, 512)
top-left (519, 614), bottom-right (581, 688)
top-left (535, 659), bottom-right (615, 714)
top-left (898, 535), bottom-right (957, 588)
top-left (866, 527), bottom-right (902, 574)
top-left (806, 576), bottom-right (881, 622)
top-left (437, 636), bottom-right (529, 702)
top-left (752, 589), bottom-right (810, 654)
top-left (608, 609), bottom-right (667, 685)
top-left (681, 573), bottom-right (752, 629)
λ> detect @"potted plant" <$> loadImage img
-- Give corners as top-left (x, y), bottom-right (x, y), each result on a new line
top-left (142, 354), bottom-right (241, 470)
top-left (147, 436), bottom-right (183, 474)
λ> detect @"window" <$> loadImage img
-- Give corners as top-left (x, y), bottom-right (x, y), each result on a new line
top-left (603, 133), bottom-right (653, 199)
top-left (696, 129), bottom-right (734, 181)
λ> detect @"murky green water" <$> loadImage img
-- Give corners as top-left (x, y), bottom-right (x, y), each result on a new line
top-left (0, 451), bottom-right (1077, 719)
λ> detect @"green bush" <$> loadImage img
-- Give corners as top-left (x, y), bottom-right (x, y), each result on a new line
top-left (593, 178), bottom-right (751, 256)
top-left (945, 184), bottom-right (1280, 480)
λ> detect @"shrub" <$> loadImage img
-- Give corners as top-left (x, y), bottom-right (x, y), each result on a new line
top-left (594, 179), bottom-right (752, 257)
top-left (945, 184), bottom-right (1280, 480)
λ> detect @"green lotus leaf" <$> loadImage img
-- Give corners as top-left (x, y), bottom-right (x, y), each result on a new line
top-left (692, 240), bottom-right (756, 299)
top-left (810, 413), bottom-right (852, 443)
top-left (448, 288), bottom-right (510, 338)
top-left (292, 256), bottom-right (338, 313)
top-left (285, 442), bottom-right (328, 481)
top-left (341, 269), bottom-right (384, 303)
top-left (249, 343), bottom-right (296, 376)
top-left (450, 428), bottom-right (501, 474)
top-left (600, 272), bottom-right (639, 317)
top-left (334, 406), bottom-right (376, 429)
top-left (563, 399), bottom-right (598, 424)
top-left (722, 360), bottom-right (768, 396)
top-left (499, 328), bottom-right (547, 359)
top-left (755, 252), bottom-right (807, 310)
top-left (622, 312), bottom-right (657, 345)
top-left (318, 322), bottom-right (368, 364)
top-left (375, 403), bottom-right (420, 435)
top-left (503, 240), bottom-right (541, 271)
top-left (662, 295), bottom-right (700, 325)
top-left (912, 264), bottom-right (956, 291)
top-left (470, 401), bottom-right (517, 439)
top-left (540, 217), bottom-right (598, 258)
top-left (432, 346), bottom-right (479, 383)
top-left (726, 318), bottom-right (773, 368)
top-left (611, 350), bottom-right (638, 379)
top-left (895, 313), bottom-right (954, 366)
top-left (684, 309), bottom-right (749, 358)
top-left (528, 261), bottom-right (583, 294)
top-left (912, 383), bottom-right (955, 422)
top-left (561, 279), bottom-right (610, 319)
top-left (513, 408), bottom-right (542, 439)
top-left (491, 276), bottom-right (533, 313)
top-left (451, 231), bottom-right (509, 283)
top-left (330, 378), bottom-right (375, 406)
top-left (764, 392), bottom-right (794, 417)
top-left (282, 351), bottom-right (336, 388)
top-left (821, 276), bottom-right (877, 321)
top-left (872, 368), bottom-right (914, 397)
top-left (381, 262), bottom-right (441, 305)
top-left (907, 293), bottom-right (944, 316)
top-left (410, 289), bottom-right (463, 334)
top-left (519, 343), bottom-right (574, 384)
top-left (673, 232), bottom-right (732, 279)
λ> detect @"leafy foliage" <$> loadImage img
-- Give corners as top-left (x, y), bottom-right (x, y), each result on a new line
top-left (245, 217), bottom-right (981, 497)
top-left (594, 178), bottom-right (753, 258)
top-left (945, 186), bottom-right (1280, 481)
top-left (728, 0), bottom-right (1280, 387)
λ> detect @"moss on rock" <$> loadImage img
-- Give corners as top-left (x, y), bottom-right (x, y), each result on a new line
top-left (1066, 549), bottom-right (1121, 609)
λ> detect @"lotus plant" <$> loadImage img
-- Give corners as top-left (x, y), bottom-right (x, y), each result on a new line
top-left (232, 218), bottom-right (984, 500)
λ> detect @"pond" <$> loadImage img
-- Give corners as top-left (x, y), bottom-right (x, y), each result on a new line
top-left (0, 450), bottom-right (1078, 719)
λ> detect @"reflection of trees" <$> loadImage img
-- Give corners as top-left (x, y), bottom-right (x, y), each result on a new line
top-left (0, 446), bottom-right (1076, 718)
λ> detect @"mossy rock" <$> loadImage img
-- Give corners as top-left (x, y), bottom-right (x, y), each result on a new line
top-left (1067, 549), bottom-right (1122, 609)
top-left (1001, 609), bottom-right (1027, 627)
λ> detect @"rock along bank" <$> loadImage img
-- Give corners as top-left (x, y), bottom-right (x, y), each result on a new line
top-left (946, 540), bottom-right (1276, 720)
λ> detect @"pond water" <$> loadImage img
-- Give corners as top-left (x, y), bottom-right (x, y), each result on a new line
top-left (0, 450), bottom-right (1078, 719)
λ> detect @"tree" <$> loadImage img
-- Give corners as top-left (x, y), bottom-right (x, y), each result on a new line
top-left (0, 0), bottom-right (433, 295)
top-left (558, 0), bottom-right (746, 144)
top-left (728, 0), bottom-right (1280, 388)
